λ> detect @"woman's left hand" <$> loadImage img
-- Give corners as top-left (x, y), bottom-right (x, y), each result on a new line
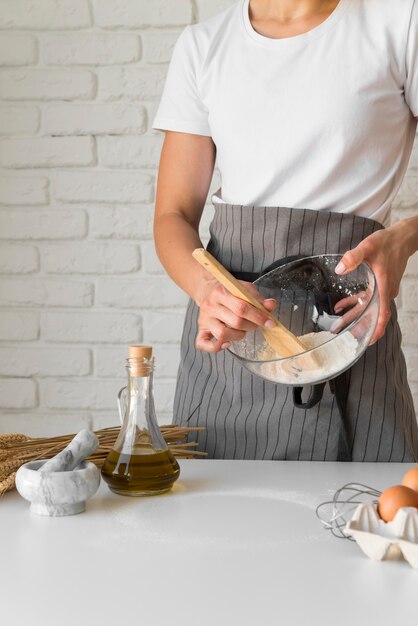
top-left (334, 216), bottom-right (418, 344)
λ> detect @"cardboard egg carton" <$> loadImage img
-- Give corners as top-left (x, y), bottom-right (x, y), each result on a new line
top-left (345, 502), bottom-right (418, 568)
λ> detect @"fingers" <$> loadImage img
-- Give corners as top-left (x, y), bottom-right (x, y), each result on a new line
top-left (334, 268), bottom-right (391, 345)
top-left (206, 285), bottom-right (276, 328)
top-left (263, 298), bottom-right (277, 312)
top-left (334, 292), bottom-right (367, 314)
top-left (196, 317), bottom-right (246, 353)
top-left (333, 292), bottom-right (369, 332)
top-left (195, 280), bottom-right (277, 353)
top-left (335, 245), bottom-right (366, 275)
top-left (195, 328), bottom-right (244, 352)
top-left (216, 304), bottom-right (259, 332)
top-left (195, 329), bottom-right (226, 353)
top-left (369, 274), bottom-right (391, 345)
top-left (369, 300), bottom-right (391, 345)
top-left (217, 297), bottom-right (276, 332)
top-left (332, 304), bottom-right (365, 333)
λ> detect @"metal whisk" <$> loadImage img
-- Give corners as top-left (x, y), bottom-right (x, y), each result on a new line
top-left (316, 482), bottom-right (381, 539)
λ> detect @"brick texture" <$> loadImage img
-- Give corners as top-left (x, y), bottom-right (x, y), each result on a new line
top-left (0, 137), bottom-right (95, 168)
top-left (97, 277), bottom-right (188, 307)
top-left (43, 243), bottom-right (140, 274)
top-left (0, 69), bottom-right (96, 100)
top-left (0, 209), bottom-right (87, 239)
top-left (54, 171), bottom-right (153, 203)
top-left (42, 312), bottom-right (141, 343)
top-left (0, 106), bottom-right (40, 135)
top-left (89, 206), bottom-right (153, 239)
top-left (0, 177), bottom-right (48, 205)
top-left (42, 34), bottom-right (141, 66)
top-left (0, 1), bottom-right (91, 30)
top-left (43, 103), bottom-right (146, 135)
top-left (0, 244), bottom-right (39, 273)
top-left (0, 378), bottom-right (37, 409)
top-left (40, 379), bottom-right (123, 410)
top-left (0, 278), bottom-right (93, 307)
top-left (0, 35), bottom-right (38, 66)
top-left (0, 312), bottom-right (39, 341)
top-left (0, 0), bottom-right (417, 436)
top-left (142, 31), bottom-right (180, 64)
top-left (143, 311), bottom-right (186, 344)
top-left (92, 0), bottom-right (192, 28)
top-left (0, 347), bottom-right (91, 377)
top-left (196, 0), bottom-right (236, 21)
top-left (98, 67), bottom-right (167, 101)
top-left (97, 136), bottom-right (162, 168)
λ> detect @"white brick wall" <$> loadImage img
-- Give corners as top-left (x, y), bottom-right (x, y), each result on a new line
top-left (0, 106), bottom-right (40, 134)
top-left (0, 208), bottom-right (87, 239)
top-left (0, 177), bottom-right (48, 205)
top-left (0, 34), bottom-right (38, 65)
top-left (0, 68), bottom-right (96, 100)
top-left (0, 312), bottom-right (39, 341)
top-left (0, 1), bottom-right (92, 30)
top-left (0, 137), bottom-right (95, 167)
top-left (0, 0), bottom-right (417, 438)
top-left (53, 171), bottom-right (153, 203)
top-left (43, 103), bottom-right (146, 135)
top-left (42, 33), bottom-right (141, 65)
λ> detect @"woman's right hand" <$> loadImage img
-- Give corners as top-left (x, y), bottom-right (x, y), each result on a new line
top-left (195, 280), bottom-right (277, 353)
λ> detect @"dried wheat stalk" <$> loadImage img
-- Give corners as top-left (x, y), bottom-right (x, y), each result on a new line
top-left (1, 472), bottom-right (17, 494)
top-left (0, 425), bottom-right (206, 497)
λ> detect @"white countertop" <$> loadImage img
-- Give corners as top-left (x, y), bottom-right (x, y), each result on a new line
top-left (1, 460), bottom-right (417, 625)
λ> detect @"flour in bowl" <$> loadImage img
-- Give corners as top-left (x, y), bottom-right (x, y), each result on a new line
top-left (258, 331), bottom-right (359, 384)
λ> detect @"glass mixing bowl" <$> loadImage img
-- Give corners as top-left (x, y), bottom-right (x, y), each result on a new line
top-left (228, 254), bottom-right (379, 386)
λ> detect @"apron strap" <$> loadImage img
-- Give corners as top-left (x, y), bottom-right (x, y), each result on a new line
top-left (329, 373), bottom-right (352, 462)
top-left (293, 384), bottom-right (326, 409)
top-left (232, 254), bottom-right (306, 282)
top-left (292, 379), bottom-right (352, 461)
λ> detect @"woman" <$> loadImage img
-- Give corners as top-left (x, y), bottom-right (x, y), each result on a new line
top-left (152, 0), bottom-right (418, 461)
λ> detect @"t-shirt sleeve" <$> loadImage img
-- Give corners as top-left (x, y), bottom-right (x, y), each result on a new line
top-left (152, 26), bottom-right (211, 136)
top-left (405, 0), bottom-right (418, 116)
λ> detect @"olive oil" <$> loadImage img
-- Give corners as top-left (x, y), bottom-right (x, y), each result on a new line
top-left (101, 345), bottom-right (181, 497)
top-left (101, 445), bottom-right (180, 496)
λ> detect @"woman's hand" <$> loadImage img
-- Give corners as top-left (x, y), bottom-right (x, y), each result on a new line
top-left (335, 216), bottom-right (418, 344)
top-left (195, 280), bottom-right (277, 353)
top-left (330, 287), bottom-right (373, 339)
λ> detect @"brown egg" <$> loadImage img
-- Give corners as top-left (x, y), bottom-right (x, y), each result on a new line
top-left (402, 468), bottom-right (418, 493)
top-left (377, 485), bottom-right (418, 522)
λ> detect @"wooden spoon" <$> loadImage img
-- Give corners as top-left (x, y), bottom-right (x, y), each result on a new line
top-left (192, 248), bottom-right (318, 366)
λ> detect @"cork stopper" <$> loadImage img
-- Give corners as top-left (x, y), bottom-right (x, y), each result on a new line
top-left (127, 345), bottom-right (153, 377)
top-left (128, 345), bottom-right (153, 359)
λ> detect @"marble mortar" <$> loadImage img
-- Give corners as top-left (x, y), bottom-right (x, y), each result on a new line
top-left (15, 459), bottom-right (101, 516)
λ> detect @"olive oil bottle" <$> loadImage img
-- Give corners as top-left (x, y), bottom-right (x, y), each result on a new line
top-left (101, 345), bottom-right (180, 496)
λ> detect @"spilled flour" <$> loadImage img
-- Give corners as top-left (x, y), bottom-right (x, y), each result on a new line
top-left (258, 330), bottom-right (359, 385)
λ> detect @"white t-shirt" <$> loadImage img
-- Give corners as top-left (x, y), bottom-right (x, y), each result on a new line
top-left (152, 0), bottom-right (418, 226)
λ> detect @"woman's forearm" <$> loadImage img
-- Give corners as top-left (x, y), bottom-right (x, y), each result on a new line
top-left (153, 132), bottom-right (218, 306)
top-left (154, 211), bottom-right (217, 306)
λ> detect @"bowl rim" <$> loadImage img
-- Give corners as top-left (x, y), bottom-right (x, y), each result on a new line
top-left (227, 253), bottom-right (378, 364)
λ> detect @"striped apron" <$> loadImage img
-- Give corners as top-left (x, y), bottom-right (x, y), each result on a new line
top-left (173, 203), bottom-right (418, 462)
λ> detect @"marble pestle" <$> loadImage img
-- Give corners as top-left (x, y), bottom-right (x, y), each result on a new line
top-left (39, 429), bottom-right (99, 473)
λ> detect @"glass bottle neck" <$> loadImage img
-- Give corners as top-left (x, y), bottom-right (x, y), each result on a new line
top-left (117, 365), bottom-right (167, 453)
top-left (126, 370), bottom-right (152, 431)
top-left (113, 354), bottom-right (168, 454)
